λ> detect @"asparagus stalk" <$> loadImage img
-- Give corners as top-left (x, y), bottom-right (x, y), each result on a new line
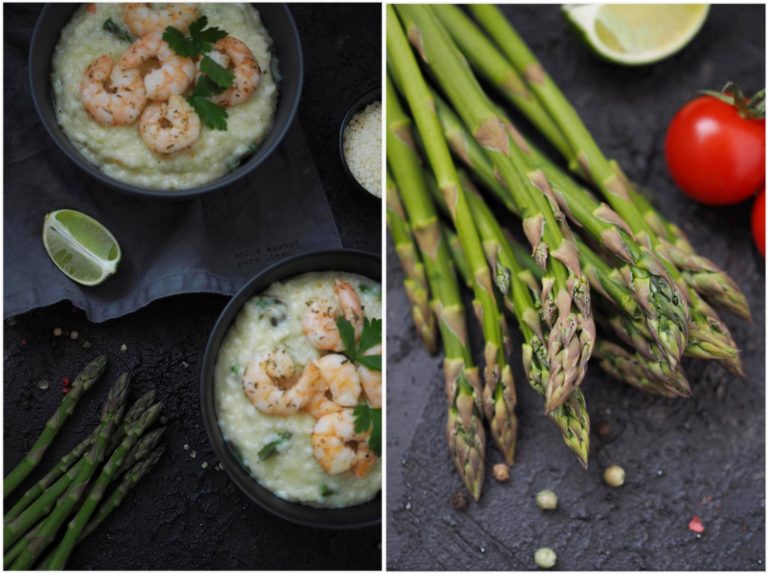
top-left (6, 428), bottom-right (165, 569)
top-left (506, 232), bottom-right (691, 398)
top-left (442, 177), bottom-right (591, 466)
top-left (78, 444), bottom-right (165, 542)
top-left (4, 431), bottom-right (97, 523)
top-left (10, 373), bottom-right (130, 570)
top-left (432, 89), bottom-right (743, 373)
top-left (432, 84), bottom-right (687, 368)
top-left (431, 4), bottom-right (571, 160)
top-left (469, 5), bottom-right (744, 367)
top-left (595, 341), bottom-right (691, 398)
top-left (386, 170), bottom-right (439, 355)
top-left (118, 426), bottom-right (166, 479)
top-left (386, 73), bottom-right (486, 498)
top-left (396, 4), bottom-right (594, 414)
top-left (616, 166), bottom-right (750, 320)
top-left (4, 387), bottom-right (156, 538)
top-left (46, 403), bottom-right (163, 569)
top-left (4, 355), bottom-right (107, 498)
top-left (389, 7), bottom-right (518, 465)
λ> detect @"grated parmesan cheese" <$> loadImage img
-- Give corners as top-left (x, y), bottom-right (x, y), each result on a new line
top-left (343, 101), bottom-right (382, 197)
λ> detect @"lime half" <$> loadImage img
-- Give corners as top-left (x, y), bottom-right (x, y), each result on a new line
top-left (563, 4), bottom-right (710, 66)
top-left (42, 209), bottom-right (121, 286)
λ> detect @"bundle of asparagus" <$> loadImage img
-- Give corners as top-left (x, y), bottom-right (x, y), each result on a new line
top-left (3, 356), bottom-right (166, 569)
top-left (386, 5), bottom-right (748, 500)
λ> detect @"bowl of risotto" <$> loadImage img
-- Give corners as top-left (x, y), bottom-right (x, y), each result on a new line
top-left (29, 3), bottom-right (303, 198)
top-left (201, 250), bottom-right (382, 528)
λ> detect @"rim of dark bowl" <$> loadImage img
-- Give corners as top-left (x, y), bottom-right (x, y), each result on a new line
top-left (29, 3), bottom-right (303, 201)
top-left (200, 249), bottom-right (382, 529)
top-left (338, 88), bottom-right (381, 201)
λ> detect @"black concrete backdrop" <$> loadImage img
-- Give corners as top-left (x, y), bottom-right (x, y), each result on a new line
top-left (4, 3), bottom-right (381, 570)
top-left (387, 5), bottom-right (765, 571)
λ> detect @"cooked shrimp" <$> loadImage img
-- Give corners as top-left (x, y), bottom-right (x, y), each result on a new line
top-left (209, 37), bottom-right (261, 107)
top-left (303, 280), bottom-right (364, 352)
top-left (139, 94), bottom-right (201, 154)
top-left (357, 344), bottom-right (382, 408)
top-left (122, 3), bottom-right (198, 36)
top-left (316, 354), bottom-right (361, 407)
top-left (242, 347), bottom-right (316, 416)
top-left (311, 410), bottom-right (370, 475)
top-left (79, 55), bottom-right (147, 126)
top-left (119, 32), bottom-right (195, 101)
top-left (305, 390), bottom-right (343, 419)
top-left (353, 444), bottom-right (377, 478)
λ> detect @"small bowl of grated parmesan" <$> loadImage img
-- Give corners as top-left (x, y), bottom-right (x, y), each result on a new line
top-left (339, 89), bottom-right (382, 199)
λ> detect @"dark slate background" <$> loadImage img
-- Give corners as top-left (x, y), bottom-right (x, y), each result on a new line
top-left (387, 5), bottom-right (765, 571)
top-left (4, 3), bottom-right (381, 570)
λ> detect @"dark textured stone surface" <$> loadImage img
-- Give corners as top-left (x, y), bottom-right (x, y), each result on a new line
top-left (4, 3), bottom-right (381, 570)
top-left (387, 5), bottom-right (765, 571)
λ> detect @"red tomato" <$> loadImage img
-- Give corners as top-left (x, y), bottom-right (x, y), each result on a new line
top-left (752, 189), bottom-right (765, 257)
top-left (665, 95), bottom-right (765, 205)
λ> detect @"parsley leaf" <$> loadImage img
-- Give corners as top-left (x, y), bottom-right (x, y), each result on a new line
top-left (353, 403), bottom-right (381, 457)
top-left (193, 75), bottom-right (226, 98)
top-left (188, 15), bottom-right (227, 53)
top-left (188, 96), bottom-right (228, 130)
top-left (337, 316), bottom-right (358, 358)
top-left (320, 484), bottom-right (335, 497)
top-left (200, 55), bottom-right (235, 89)
top-left (257, 431), bottom-right (292, 461)
top-left (162, 26), bottom-right (195, 57)
top-left (357, 318), bottom-right (382, 355)
top-left (103, 18), bottom-right (132, 42)
top-left (336, 316), bottom-right (382, 371)
top-left (357, 354), bottom-right (381, 371)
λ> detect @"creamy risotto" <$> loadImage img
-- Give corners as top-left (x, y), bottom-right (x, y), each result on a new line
top-left (51, 3), bottom-right (278, 189)
top-left (214, 272), bottom-right (382, 508)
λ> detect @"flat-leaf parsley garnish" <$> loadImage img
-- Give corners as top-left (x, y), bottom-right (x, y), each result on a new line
top-left (163, 16), bottom-right (233, 130)
top-left (353, 403), bottom-right (381, 457)
top-left (336, 316), bottom-right (382, 371)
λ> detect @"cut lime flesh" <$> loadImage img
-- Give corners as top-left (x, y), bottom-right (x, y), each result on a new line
top-left (42, 209), bottom-right (121, 286)
top-left (564, 4), bottom-right (710, 66)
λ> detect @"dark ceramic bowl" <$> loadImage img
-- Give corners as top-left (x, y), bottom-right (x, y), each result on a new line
top-left (338, 88), bottom-right (381, 200)
top-left (201, 250), bottom-right (382, 529)
top-left (29, 3), bottom-right (303, 200)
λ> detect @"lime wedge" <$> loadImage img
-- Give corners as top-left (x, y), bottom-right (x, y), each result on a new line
top-left (563, 4), bottom-right (710, 66)
top-left (42, 210), bottom-right (121, 286)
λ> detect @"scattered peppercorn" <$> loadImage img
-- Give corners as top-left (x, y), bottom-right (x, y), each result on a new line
top-left (451, 490), bottom-right (468, 510)
top-left (595, 421), bottom-right (610, 437)
top-left (536, 489), bottom-right (558, 511)
top-left (70, 330), bottom-right (79, 340)
top-left (53, 327), bottom-right (63, 337)
top-left (492, 463), bottom-right (510, 482)
top-left (604, 464), bottom-right (625, 487)
top-left (534, 547), bottom-right (557, 569)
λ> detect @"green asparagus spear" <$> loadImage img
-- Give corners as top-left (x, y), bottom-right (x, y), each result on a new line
top-left (10, 373), bottom-right (129, 570)
top-left (4, 355), bottom-right (107, 498)
top-left (389, 6), bottom-right (518, 464)
top-left (46, 403), bottom-right (163, 569)
top-left (386, 170), bottom-right (439, 354)
top-left (79, 445), bottom-right (165, 542)
top-left (387, 73), bottom-right (487, 498)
